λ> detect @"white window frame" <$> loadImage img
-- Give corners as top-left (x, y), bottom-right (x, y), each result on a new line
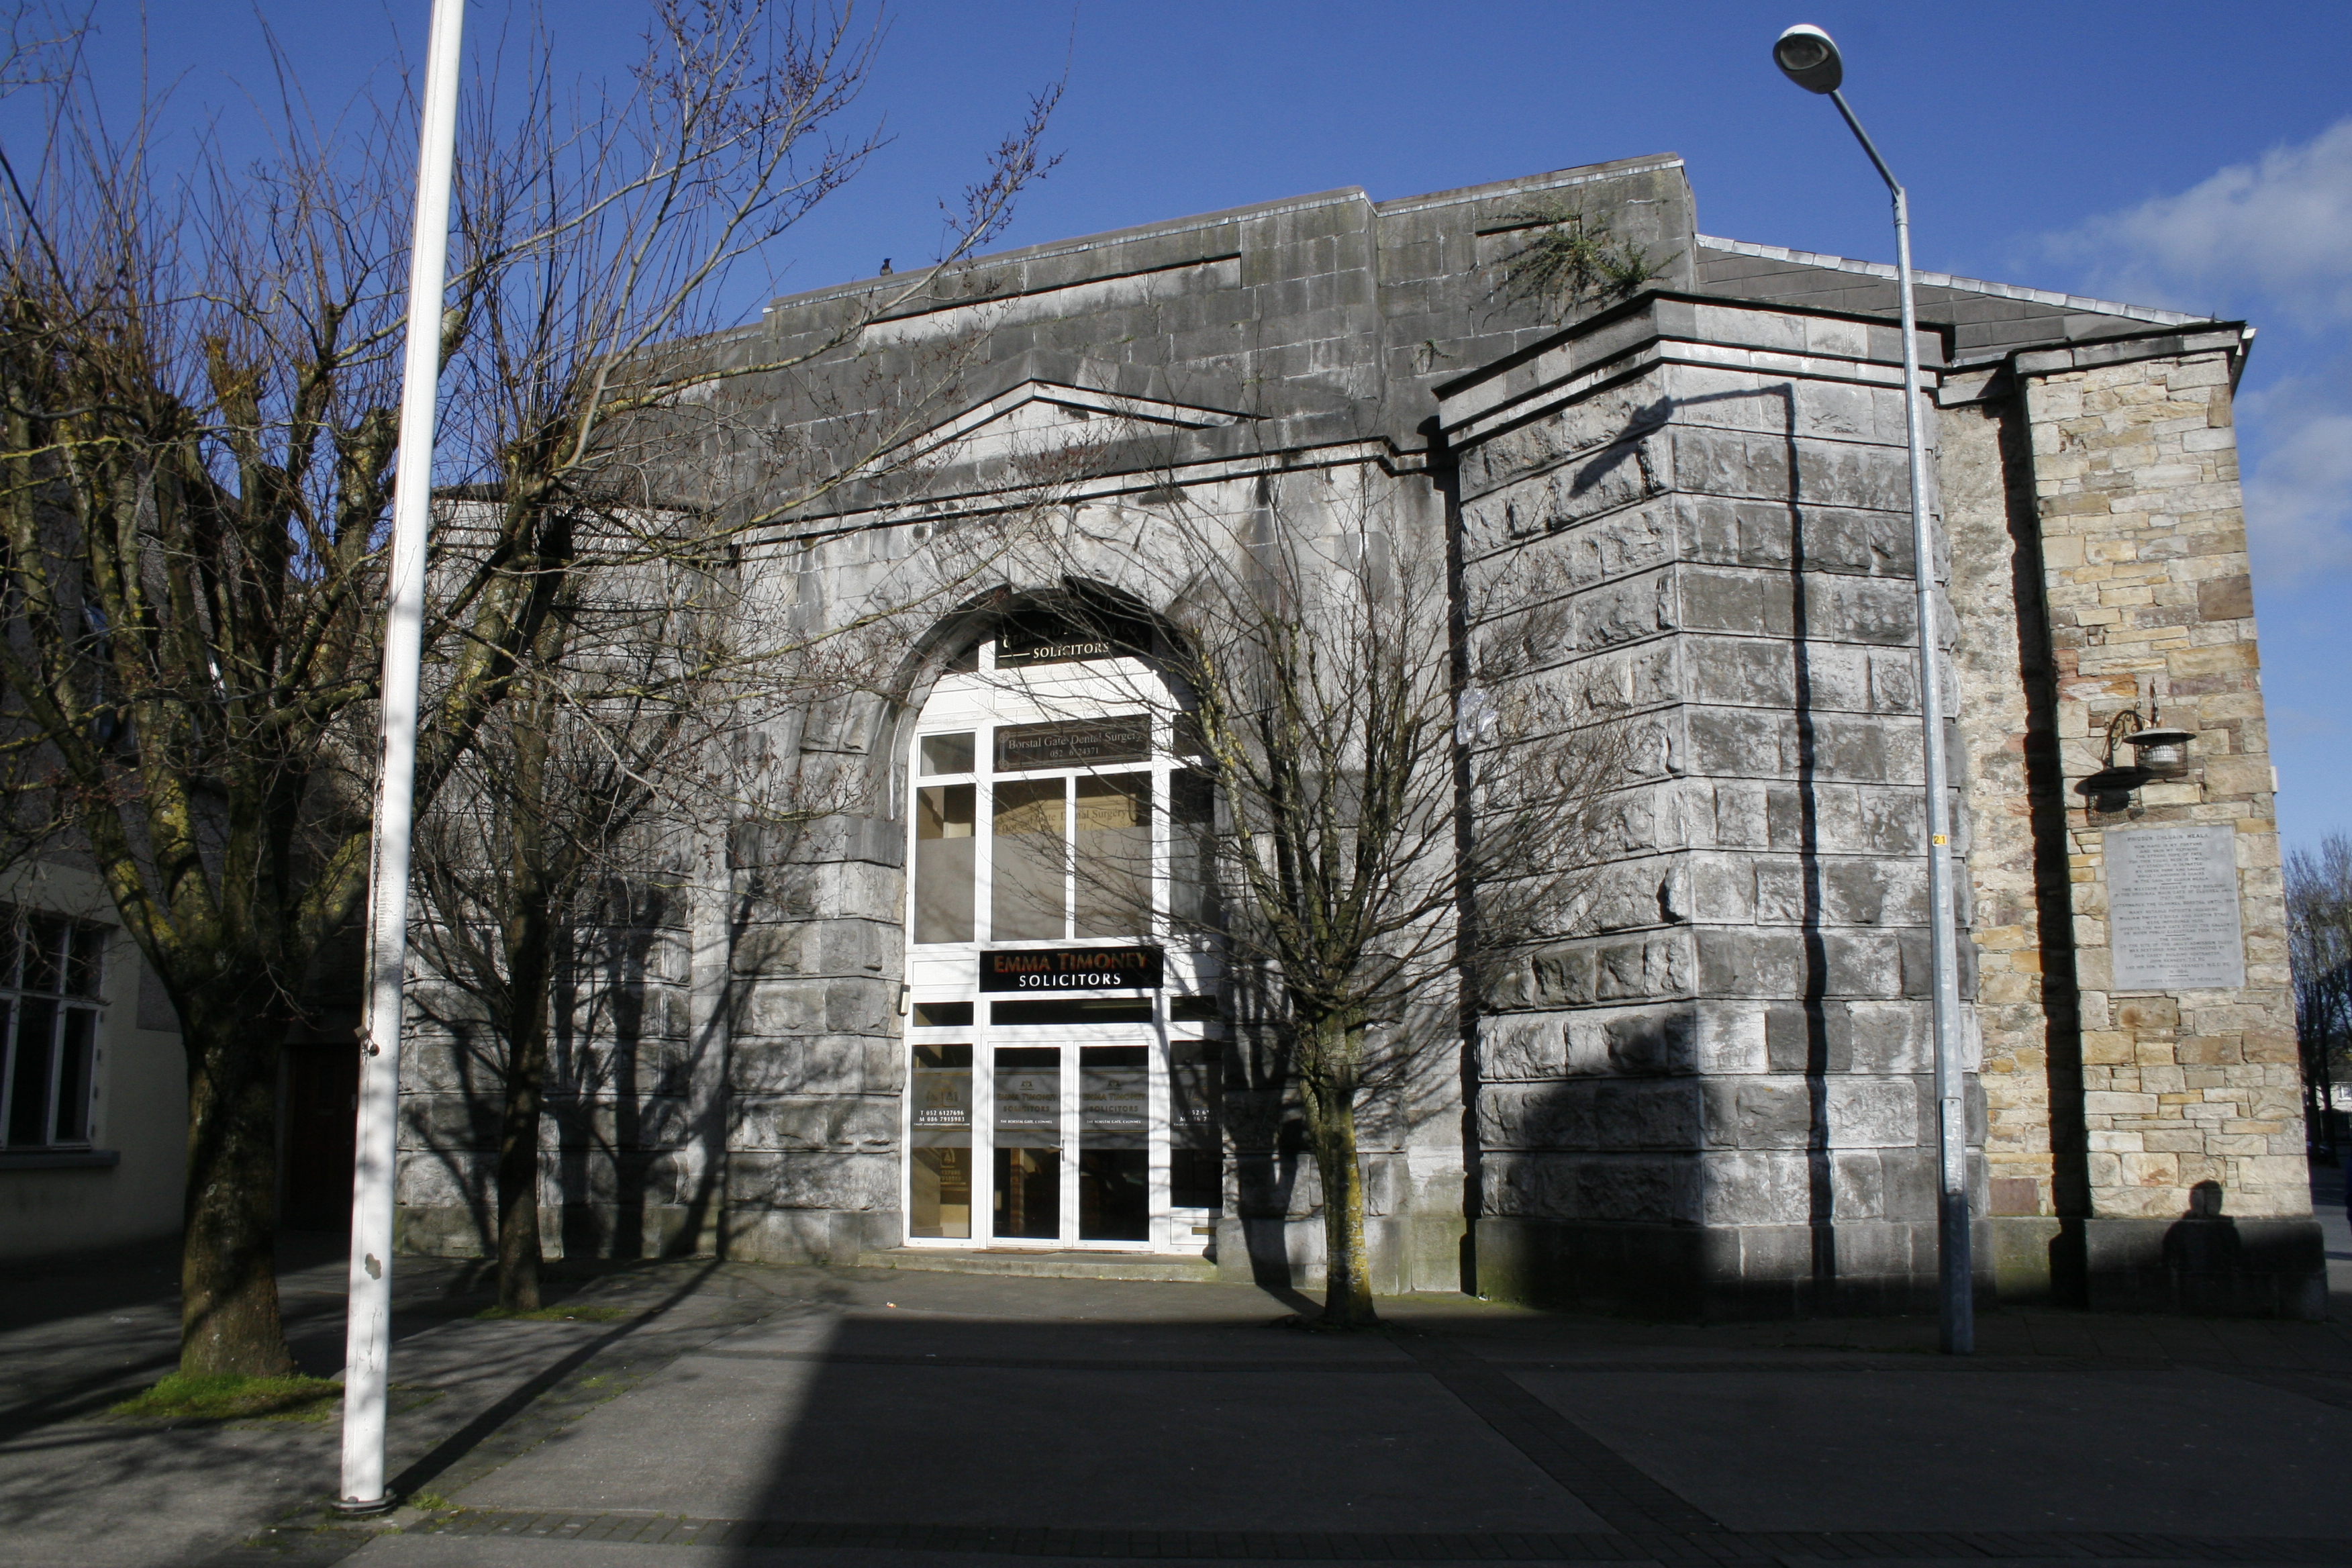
top-left (899, 633), bottom-right (1224, 1253)
top-left (0, 907), bottom-right (108, 1151)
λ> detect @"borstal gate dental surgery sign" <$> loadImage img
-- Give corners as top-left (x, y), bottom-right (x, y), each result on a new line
top-left (979, 945), bottom-right (1165, 992)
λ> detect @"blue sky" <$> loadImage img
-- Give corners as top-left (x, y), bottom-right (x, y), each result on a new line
top-left (38, 1), bottom-right (2352, 848)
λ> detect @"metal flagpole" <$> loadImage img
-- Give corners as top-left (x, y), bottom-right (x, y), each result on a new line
top-left (1823, 85), bottom-right (1975, 1357)
top-left (338, 0), bottom-right (468, 1512)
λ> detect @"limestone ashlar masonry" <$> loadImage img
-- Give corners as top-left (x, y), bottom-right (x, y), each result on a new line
top-left (2018, 338), bottom-right (2306, 1234)
top-left (1446, 293), bottom-right (1982, 1315)
top-left (722, 838), bottom-right (907, 1265)
top-left (395, 900), bottom-right (705, 1261)
top-left (388, 152), bottom-right (2318, 1316)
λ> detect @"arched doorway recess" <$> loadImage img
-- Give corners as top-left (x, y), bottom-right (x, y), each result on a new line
top-left (902, 606), bottom-right (1222, 1252)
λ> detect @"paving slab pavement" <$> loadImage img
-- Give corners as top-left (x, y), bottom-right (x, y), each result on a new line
top-left (0, 1237), bottom-right (774, 1567)
top-left (6, 1205), bottom-right (2352, 1568)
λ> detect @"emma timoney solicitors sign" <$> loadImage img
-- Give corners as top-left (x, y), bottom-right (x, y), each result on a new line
top-left (980, 946), bottom-right (1164, 992)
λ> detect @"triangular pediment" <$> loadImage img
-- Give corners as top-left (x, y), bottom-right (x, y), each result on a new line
top-left (891, 378), bottom-right (1252, 470)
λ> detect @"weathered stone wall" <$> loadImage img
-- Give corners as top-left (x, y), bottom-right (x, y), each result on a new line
top-left (1941, 391), bottom-right (2073, 1300)
top-left (393, 154), bottom-right (2315, 1318)
top-left (1448, 295), bottom-right (1983, 1315)
top-left (2014, 334), bottom-right (2319, 1314)
top-left (722, 819), bottom-right (906, 1263)
top-left (396, 884), bottom-right (706, 1260)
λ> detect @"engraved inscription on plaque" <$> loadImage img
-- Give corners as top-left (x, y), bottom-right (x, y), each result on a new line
top-left (2107, 824), bottom-right (2245, 991)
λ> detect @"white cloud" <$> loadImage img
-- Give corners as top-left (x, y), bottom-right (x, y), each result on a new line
top-left (2239, 387), bottom-right (2352, 578)
top-left (2044, 126), bottom-right (2352, 583)
top-left (2047, 119), bottom-right (2352, 324)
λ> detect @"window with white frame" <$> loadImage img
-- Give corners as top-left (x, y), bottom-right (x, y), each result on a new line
top-left (0, 910), bottom-right (107, 1149)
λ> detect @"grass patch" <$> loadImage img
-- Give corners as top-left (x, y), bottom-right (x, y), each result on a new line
top-left (407, 1491), bottom-right (456, 1513)
top-left (473, 1304), bottom-right (629, 1323)
top-left (111, 1372), bottom-right (342, 1423)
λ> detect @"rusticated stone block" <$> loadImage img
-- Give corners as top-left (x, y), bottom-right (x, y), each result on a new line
top-left (1827, 1077), bottom-right (1923, 1148)
top-left (1481, 1012), bottom-right (1570, 1079)
top-left (1698, 929), bottom-right (1807, 999)
top-left (1479, 1151), bottom-right (1698, 1224)
top-left (396, 1149), bottom-right (493, 1208)
top-left (727, 1150), bottom-right (895, 1212)
top-left (728, 979), bottom-right (822, 1037)
top-left (1479, 436), bottom-right (1671, 544)
top-left (1832, 1149), bottom-right (1888, 1220)
top-left (729, 1094), bottom-right (898, 1153)
top-left (550, 1148), bottom-right (687, 1208)
top-left (1898, 927), bottom-right (1977, 1001)
top-left (1480, 942), bottom-right (1599, 1010)
top-left (1822, 856), bottom-right (1928, 928)
top-left (1693, 1003), bottom-right (1769, 1075)
top-left (730, 918), bottom-right (898, 979)
top-left (1830, 1000), bottom-right (1936, 1075)
top-left (1592, 933), bottom-right (1694, 999)
top-left (1579, 1006), bottom-right (1696, 1075)
top-left (728, 1035), bottom-right (897, 1097)
top-left (1477, 1079), bottom-right (1702, 1153)
top-left (1702, 1076), bottom-right (1810, 1149)
top-left (1571, 570), bottom-right (1677, 650)
top-left (547, 1097), bottom-right (694, 1154)
top-left (1687, 852), bottom-right (1759, 922)
top-left (1680, 560), bottom-right (1798, 636)
top-left (1682, 637), bottom-right (1798, 708)
top-left (398, 1093), bottom-right (503, 1151)
top-left (1807, 577), bottom-right (1918, 646)
top-left (731, 977), bottom-right (893, 1038)
top-left (1701, 1150), bottom-right (1811, 1225)
top-left (1686, 707), bottom-right (1787, 778)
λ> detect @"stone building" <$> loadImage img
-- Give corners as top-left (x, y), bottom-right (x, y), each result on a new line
top-left (394, 152), bottom-right (2320, 1317)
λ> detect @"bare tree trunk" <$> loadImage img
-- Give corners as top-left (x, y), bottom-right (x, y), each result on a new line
top-left (493, 940), bottom-right (552, 1312)
top-left (1300, 1028), bottom-right (1378, 1328)
top-left (495, 706), bottom-right (555, 1312)
top-left (178, 991), bottom-right (297, 1376)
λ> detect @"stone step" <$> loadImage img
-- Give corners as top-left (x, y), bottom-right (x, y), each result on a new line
top-left (852, 1247), bottom-right (1218, 1283)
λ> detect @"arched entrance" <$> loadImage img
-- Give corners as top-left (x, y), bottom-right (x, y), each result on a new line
top-left (901, 609), bottom-right (1222, 1252)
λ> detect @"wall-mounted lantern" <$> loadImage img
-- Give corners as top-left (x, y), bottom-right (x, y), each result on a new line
top-left (2118, 721), bottom-right (2194, 780)
top-left (2079, 696), bottom-right (2195, 810)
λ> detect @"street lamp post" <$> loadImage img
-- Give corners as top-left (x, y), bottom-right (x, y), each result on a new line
top-left (1773, 22), bottom-right (1973, 1355)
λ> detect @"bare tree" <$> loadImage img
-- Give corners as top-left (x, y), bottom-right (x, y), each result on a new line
top-left (2288, 835), bottom-right (2352, 1159)
top-left (409, 554), bottom-right (712, 1314)
top-left (411, 508), bottom-right (1018, 1311)
top-left (0, 2), bottom-right (1054, 1375)
top-left (1012, 475), bottom-right (1622, 1326)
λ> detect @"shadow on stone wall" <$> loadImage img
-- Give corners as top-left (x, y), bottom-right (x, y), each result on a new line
top-left (550, 880), bottom-right (693, 1260)
top-left (1463, 369), bottom-right (1986, 1319)
top-left (402, 877), bottom-right (704, 1262)
top-left (2027, 1179), bottom-right (2329, 1320)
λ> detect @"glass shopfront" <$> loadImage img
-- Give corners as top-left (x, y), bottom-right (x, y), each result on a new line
top-left (901, 617), bottom-right (1222, 1253)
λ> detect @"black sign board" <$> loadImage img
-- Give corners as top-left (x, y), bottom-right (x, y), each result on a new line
top-left (997, 636), bottom-right (1122, 669)
top-left (994, 716), bottom-right (1152, 771)
top-left (997, 603), bottom-right (1153, 669)
top-left (980, 945), bottom-right (1164, 993)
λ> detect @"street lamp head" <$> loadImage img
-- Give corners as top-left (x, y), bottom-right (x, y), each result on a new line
top-left (1773, 24), bottom-right (1843, 94)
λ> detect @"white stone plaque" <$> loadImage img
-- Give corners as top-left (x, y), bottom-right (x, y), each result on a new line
top-left (2106, 824), bottom-right (2245, 991)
